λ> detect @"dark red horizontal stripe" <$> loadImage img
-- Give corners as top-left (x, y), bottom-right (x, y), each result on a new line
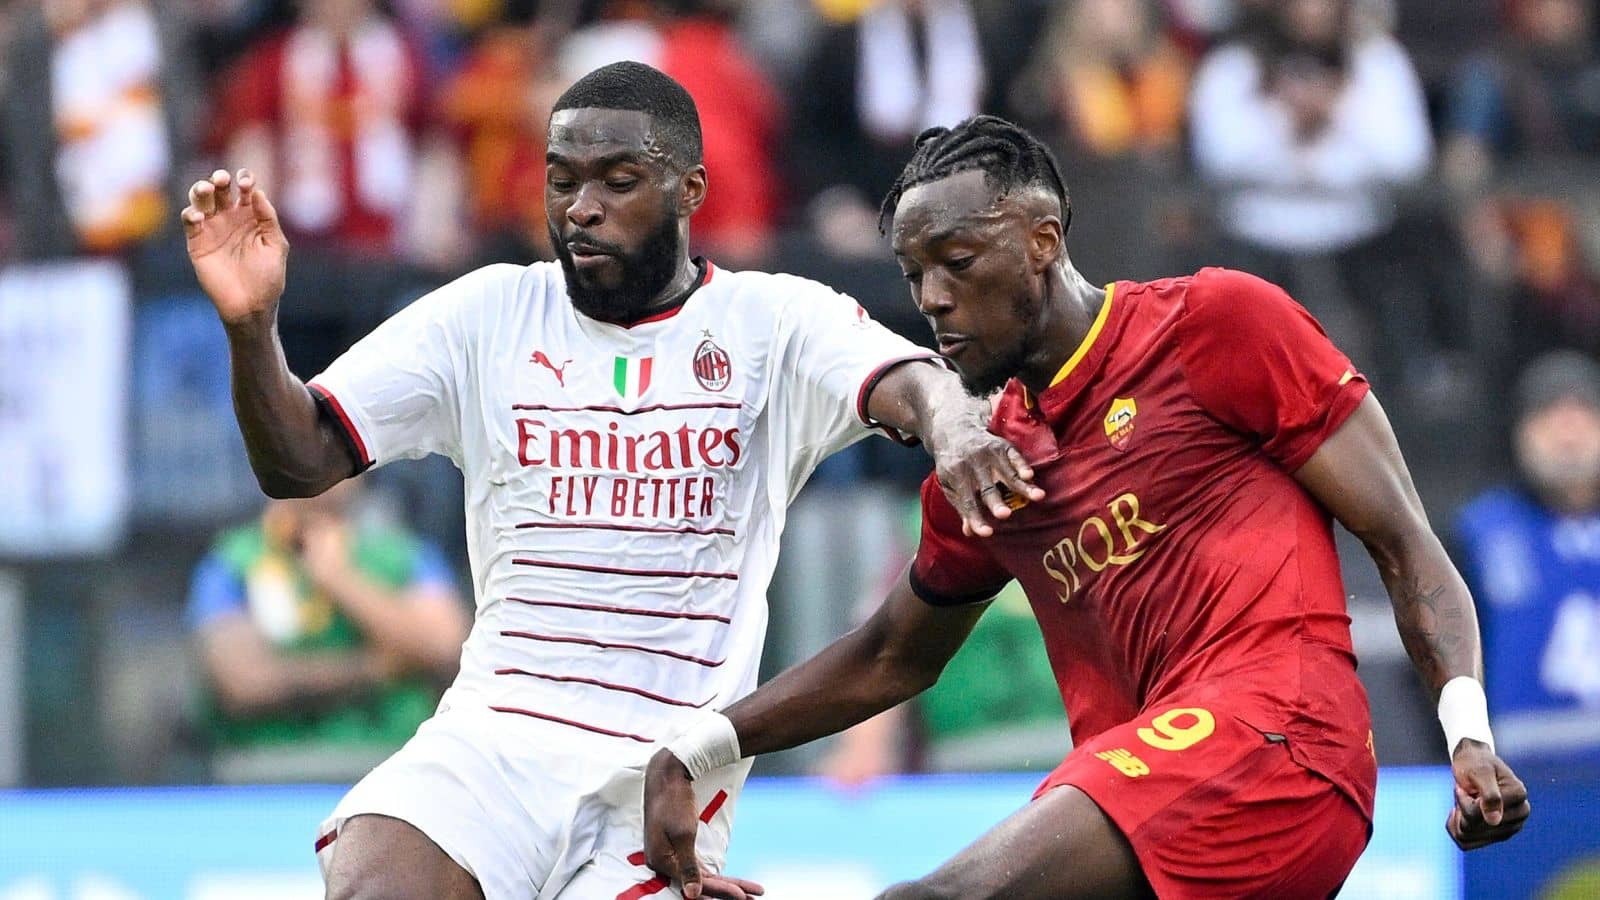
top-left (514, 558), bottom-right (738, 580)
top-left (501, 630), bottom-right (726, 667)
top-left (510, 401), bottom-right (741, 415)
top-left (494, 667), bottom-right (714, 708)
top-left (506, 596), bottom-right (732, 624)
top-left (489, 705), bottom-right (655, 743)
top-left (699, 789), bottom-right (729, 823)
top-left (617, 876), bottom-right (670, 900)
top-left (314, 830), bottom-right (338, 853)
top-left (515, 521), bottom-right (736, 537)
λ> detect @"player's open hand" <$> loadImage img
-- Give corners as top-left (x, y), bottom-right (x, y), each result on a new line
top-left (927, 394), bottom-right (1043, 537)
top-left (643, 750), bottom-right (764, 899)
top-left (1446, 739), bottom-right (1530, 850)
top-left (181, 168), bottom-right (289, 328)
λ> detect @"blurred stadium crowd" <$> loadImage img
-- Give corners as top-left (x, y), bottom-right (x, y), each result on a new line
top-left (3, 0), bottom-right (1600, 789)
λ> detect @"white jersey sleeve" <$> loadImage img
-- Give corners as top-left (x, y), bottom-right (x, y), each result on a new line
top-left (770, 280), bottom-right (936, 476)
top-left (307, 266), bottom-right (500, 469)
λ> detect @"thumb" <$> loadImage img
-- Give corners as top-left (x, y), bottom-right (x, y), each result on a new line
top-left (1471, 767), bottom-right (1504, 826)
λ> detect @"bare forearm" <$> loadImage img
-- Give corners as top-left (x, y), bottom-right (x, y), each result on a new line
top-left (864, 360), bottom-right (976, 453)
top-left (213, 651), bottom-right (380, 717)
top-left (1370, 532), bottom-right (1483, 698)
top-left (327, 577), bottom-right (463, 677)
top-left (225, 320), bottom-right (354, 497)
top-left (726, 625), bottom-right (933, 758)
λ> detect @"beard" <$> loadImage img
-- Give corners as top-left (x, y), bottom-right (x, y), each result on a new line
top-left (956, 288), bottom-right (1040, 398)
top-left (551, 211), bottom-right (684, 323)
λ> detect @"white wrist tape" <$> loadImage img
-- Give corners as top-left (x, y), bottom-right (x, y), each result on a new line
top-left (665, 711), bottom-right (741, 780)
top-left (1438, 676), bottom-right (1495, 757)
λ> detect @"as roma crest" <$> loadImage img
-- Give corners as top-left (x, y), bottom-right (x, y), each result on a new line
top-left (693, 339), bottom-right (732, 391)
top-left (1104, 397), bottom-right (1137, 451)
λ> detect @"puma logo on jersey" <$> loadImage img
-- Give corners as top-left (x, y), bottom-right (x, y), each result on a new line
top-left (530, 351), bottom-right (572, 386)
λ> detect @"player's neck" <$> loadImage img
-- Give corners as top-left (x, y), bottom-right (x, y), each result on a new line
top-left (1017, 265), bottom-right (1105, 394)
top-left (641, 256), bottom-right (703, 315)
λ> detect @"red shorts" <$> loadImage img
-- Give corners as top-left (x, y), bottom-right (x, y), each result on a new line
top-left (1037, 703), bottom-right (1370, 899)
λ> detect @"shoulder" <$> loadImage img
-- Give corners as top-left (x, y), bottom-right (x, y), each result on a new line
top-left (1170, 267), bottom-right (1300, 327)
top-left (711, 267), bottom-right (864, 325)
top-left (416, 262), bottom-right (555, 319)
top-left (714, 267), bottom-right (847, 304)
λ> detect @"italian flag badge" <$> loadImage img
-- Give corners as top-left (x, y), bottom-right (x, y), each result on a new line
top-left (613, 355), bottom-right (653, 399)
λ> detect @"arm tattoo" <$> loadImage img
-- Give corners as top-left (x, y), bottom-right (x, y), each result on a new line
top-left (1394, 577), bottom-right (1469, 691)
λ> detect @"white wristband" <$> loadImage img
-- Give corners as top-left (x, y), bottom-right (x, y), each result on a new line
top-left (665, 711), bottom-right (742, 781)
top-left (1438, 676), bottom-right (1495, 757)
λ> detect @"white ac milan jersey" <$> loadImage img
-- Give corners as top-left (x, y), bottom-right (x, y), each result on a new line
top-left (310, 260), bottom-right (932, 762)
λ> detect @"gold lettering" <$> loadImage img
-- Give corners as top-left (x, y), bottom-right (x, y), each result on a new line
top-left (1077, 517), bottom-right (1116, 572)
top-left (1109, 492), bottom-right (1167, 558)
top-left (1043, 545), bottom-right (1076, 603)
top-left (1095, 748), bottom-right (1150, 777)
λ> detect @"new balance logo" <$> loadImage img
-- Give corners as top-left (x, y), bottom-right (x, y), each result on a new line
top-left (531, 351), bottom-right (572, 386)
top-left (1095, 748), bottom-right (1150, 778)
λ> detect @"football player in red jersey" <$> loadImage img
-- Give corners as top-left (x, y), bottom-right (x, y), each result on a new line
top-left (642, 116), bottom-right (1530, 899)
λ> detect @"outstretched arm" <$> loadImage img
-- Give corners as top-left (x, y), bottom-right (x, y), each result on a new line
top-left (1294, 393), bottom-right (1528, 849)
top-left (182, 168), bottom-right (357, 497)
top-left (866, 362), bottom-right (1045, 537)
top-left (644, 569), bottom-right (988, 896)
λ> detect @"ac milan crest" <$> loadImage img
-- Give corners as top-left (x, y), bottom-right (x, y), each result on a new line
top-left (693, 339), bottom-right (732, 391)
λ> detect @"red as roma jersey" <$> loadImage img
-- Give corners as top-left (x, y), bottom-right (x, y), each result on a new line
top-left (912, 267), bottom-right (1378, 817)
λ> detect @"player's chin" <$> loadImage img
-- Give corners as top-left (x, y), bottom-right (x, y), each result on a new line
top-left (955, 360), bottom-right (1009, 398)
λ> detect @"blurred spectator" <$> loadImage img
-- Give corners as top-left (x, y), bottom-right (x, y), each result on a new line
top-left (1014, 0), bottom-right (1188, 162)
top-left (553, 1), bottom-right (783, 266)
top-left (211, 0), bottom-right (458, 263)
top-left (438, 11), bottom-right (565, 265)
top-left (212, 0), bottom-right (466, 373)
top-left (1455, 351), bottom-right (1600, 765)
top-left (0, 0), bottom-right (199, 279)
top-left (792, 0), bottom-right (986, 257)
top-left (1188, 0), bottom-right (1436, 390)
top-left (1440, 0), bottom-right (1600, 368)
top-left (186, 479), bottom-right (468, 783)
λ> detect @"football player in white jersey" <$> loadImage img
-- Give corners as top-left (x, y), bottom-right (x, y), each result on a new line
top-left (181, 62), bottom-right (1041, 900)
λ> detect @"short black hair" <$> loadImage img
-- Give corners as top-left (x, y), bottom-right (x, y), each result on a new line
top-left (552, 61), bottom-right (704, 168)
top-left (880, 115), bottom-right (1070, 232)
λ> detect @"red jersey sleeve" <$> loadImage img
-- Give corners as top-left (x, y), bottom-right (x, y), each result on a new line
top-left (909, 473), bottom-right (1012, 606)
top-left (1175, 268), bottom-right (1370, 471)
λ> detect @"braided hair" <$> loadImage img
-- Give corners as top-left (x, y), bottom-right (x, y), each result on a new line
top-left (879, 115), bottom-right (1070, 234)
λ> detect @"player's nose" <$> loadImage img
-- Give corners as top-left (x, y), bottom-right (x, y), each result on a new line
top-left (567, 184), bottom-right (605, 228)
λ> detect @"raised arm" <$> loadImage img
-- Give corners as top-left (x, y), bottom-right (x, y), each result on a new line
top-left (866, 362), bottom-right (1045, 537)
top-left (182, 169), bottom-right (357, 497)
top-left (1294, 393), bottom-right (1528, 849)
top-left (643, 569), bottom-right (988, 897)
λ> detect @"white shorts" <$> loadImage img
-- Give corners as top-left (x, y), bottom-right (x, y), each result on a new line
top-left (313, 707), bottom-right (746, 900)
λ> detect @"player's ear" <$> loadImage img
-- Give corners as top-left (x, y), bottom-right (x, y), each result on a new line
top-left (1029, 215), bottom-right (1064, 274)
top-left (678, 165), bottom-right (708, 216)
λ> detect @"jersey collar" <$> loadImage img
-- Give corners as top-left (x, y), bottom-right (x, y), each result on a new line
top-left (1017, 282), bottom-right (1120, 415)
top-left (592, 258), bottom-right (714, 329)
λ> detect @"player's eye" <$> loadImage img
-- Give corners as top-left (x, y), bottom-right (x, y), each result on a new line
top-left (548, 175), bottom-right (576, 192)
top-left (947, 255), bottom-right (977, 272)
top-left (901, 270), bottom-right (923, 283)
top-left (606, 178), bottom-right (639, 192)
